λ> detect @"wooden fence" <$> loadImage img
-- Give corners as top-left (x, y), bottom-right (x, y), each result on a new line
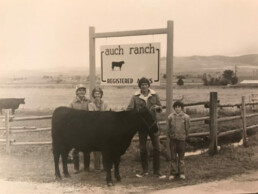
top-left (1, 92), bottom-right (258, 155)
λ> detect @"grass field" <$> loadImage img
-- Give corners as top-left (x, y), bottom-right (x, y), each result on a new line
top-left (1, 84), bottom-right (258, 112)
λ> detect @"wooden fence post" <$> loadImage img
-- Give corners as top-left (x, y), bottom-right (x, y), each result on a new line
top-left (241, 96), bottom-right (247, 147)
top-left (209, 92), bottom-right (218, 155)
top-left (5, 109), bottom-right (11, 154)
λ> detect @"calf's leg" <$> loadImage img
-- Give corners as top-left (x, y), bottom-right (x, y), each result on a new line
top-left (83, 152), bottom-right (90, 172)
top-left (61, 151), bottom-right (70, 177)
top-left (53, 148), bottom-right (61, 180)
top-left (103, 153), bottom-right (113, 186)
top-left (113, 156), bottom-right (121, 182)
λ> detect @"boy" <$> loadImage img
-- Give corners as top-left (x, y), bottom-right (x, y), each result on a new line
top-left (69, 84), bottom-right (91, 173)
top-left (167, 101), bottom-right (190, 180)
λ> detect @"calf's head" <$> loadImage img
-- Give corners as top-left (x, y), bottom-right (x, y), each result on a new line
top-left (20, 98), bottom-right (25, 104)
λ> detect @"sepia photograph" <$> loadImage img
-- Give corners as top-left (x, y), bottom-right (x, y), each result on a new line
top-left (0, 0), bottom-right (258, 193)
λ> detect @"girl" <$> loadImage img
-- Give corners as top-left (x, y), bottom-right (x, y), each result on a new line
top-left (88, 86), bottom-right (109, 170)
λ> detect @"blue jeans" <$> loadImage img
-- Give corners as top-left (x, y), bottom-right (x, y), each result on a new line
top-left (169, 139), bottom-right (186, 175)
top-left (138, 130), bottom-right (161, 173)
top-left (72, 149), bottom-right (90, 171)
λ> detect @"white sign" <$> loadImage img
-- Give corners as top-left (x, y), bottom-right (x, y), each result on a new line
top-left (100, 42), bottom-right (160, 86)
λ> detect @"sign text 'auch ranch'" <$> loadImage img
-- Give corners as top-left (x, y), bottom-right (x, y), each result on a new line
top-left (101, 43), bottom-right (160, 86)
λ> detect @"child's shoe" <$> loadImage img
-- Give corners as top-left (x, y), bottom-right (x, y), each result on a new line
top-left (179, 174), bottom-right (186, 179)
top-left (136, 171), bottom-right (149, 178)
top-left (73, 169), bottom-right (80, 174)
top-left (168, 175), bottom-right (175, 180)
top-left (154, 172), bottom-right (166, 179)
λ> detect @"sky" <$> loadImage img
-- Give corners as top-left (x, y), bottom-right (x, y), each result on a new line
top-left (0, 0), bottom-right (258, 73)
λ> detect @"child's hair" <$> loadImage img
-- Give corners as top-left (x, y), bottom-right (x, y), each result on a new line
top-left (91, 86), bottom-right (103, 98)
top-left (138, 77), bottom-right (150, 88)
top-left (173, 101), bottom-right (184, 109)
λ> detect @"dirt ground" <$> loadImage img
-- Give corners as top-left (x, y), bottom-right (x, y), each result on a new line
top-left (0, 178), bottom-right (148, 194)
top-left (0, 143), bottom-right (258, 194)
top-left (150, 170), bottom-right (258, 194)
top-left (0, 170), bottom-right (257, 194)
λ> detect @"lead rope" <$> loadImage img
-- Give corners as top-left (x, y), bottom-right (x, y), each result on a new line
top-left (140, 116), bottom-right (157, 131)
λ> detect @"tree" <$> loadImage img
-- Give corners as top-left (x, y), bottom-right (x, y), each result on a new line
top-left (231, 76), bottom-right (238, 85)
top-left (202, 70), bottom-right (238, 86)
top-left (177, 78), bottom-right (184, 86)
top-left (177, 75), bottom-right (185, 86)
top-left (222, 70), bottom-right (238, 85)
top-left (223, 70), bottom-right (234, 80)
top-left (202, 73), bottom-right (208, 85)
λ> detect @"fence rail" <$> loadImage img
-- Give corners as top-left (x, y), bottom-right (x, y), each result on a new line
top-left (218, 102), bottom-right (258, 108)
top-left (11, 115), bottom-right (52, 122)
top-left (11, 141), bottom-right (51, 146)
top-left (0, 139), bottom-right (15, 143)
top-left (1, 92), bottom-right (258, 154)
top-left (11, 127), bottom-right (51, 134)
top-left (218, 124), bottom-right (258, 137)
top-left (0, 126), bottom-right (36, 130)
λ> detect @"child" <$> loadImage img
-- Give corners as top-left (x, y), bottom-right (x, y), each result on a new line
top-left (88, 86), bottom-right (109, 112)
top-left (167, 101), bottom-right (190, 180)
top-left (88, 86), bottom-right (109, 170)
top-left (70, 84), bottom-right (91, 173)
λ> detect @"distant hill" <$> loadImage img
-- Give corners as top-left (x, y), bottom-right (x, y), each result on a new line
top-left (1, 54), bottom-right (257, 81)
top-left (160, 54), bottom-right (258, 75)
